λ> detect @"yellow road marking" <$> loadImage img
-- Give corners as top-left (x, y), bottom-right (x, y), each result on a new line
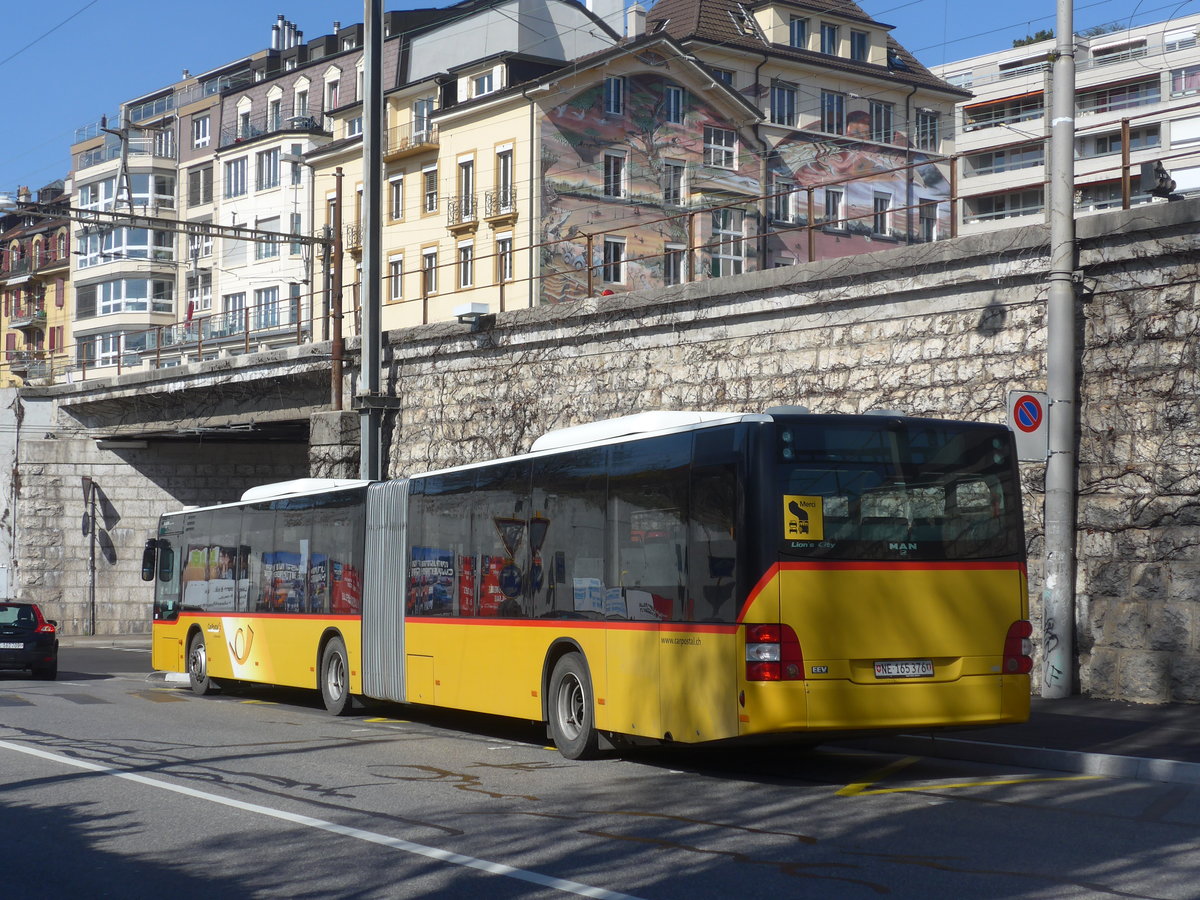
top-left (238, 699), bottom-right (277, 706)
top-left (364, 717), bottom-right (411, 724)
top-left (837, 754), bottom-right (1102, 797)
top-left (837, 755), bottom-right (921, 796)
top-left (850, 773), bottom-right (1101, 795)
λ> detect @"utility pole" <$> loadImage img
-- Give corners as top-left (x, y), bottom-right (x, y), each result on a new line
top-left (1042, 0), bottom-right (1078, 698)
top-left (332, 168), bottom-right (344, 411)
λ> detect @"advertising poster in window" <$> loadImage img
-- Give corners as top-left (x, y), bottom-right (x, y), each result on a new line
top-left (263, 550), bottom-right (303, 611)
top-left (408, 547), bottom-right (454, 615)
top-left (479, 555), bottom-right (506, 617)
top-left (181, 544), bottom-right (238, 611)
top-left (331, 559), bottom-right (362, 614)
top-left (458, 554), bottom-right (476, 616)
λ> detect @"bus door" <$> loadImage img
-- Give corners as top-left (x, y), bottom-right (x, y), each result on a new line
top-left (362, 479), bottom-right (410, 703)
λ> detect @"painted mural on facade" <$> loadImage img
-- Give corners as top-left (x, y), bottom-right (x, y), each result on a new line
top-left (539, 67), bottom-right (760, 304)
top-left (765, 121), bottom-right (953, 263)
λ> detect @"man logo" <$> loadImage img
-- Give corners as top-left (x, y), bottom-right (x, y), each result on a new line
top-left (889, 542), bottom-right (917, 551)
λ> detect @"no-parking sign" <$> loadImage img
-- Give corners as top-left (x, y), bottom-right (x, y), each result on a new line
top-left (1007, 390), bottom-right (1048, 461)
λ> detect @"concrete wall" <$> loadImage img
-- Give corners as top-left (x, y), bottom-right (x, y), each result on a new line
top-left (15, 436), bottom-right (307, 634)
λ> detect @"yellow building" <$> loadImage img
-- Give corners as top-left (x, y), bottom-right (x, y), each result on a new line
top-left (0, 184), bottom-right (72, 386)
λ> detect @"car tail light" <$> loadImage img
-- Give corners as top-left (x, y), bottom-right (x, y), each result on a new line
top-left (1003, 620), bottom-right (1033, 674)
top-left (745, 623), bottom-right (804, 681)
top-left (37, 622), bottom-right (56, 634)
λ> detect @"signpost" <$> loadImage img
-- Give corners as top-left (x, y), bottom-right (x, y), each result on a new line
top-left (1007, 390), bottom-right (1048, 462)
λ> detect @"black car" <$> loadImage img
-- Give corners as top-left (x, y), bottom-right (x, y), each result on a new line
top-left (0, 602), bottom-right (58, 679)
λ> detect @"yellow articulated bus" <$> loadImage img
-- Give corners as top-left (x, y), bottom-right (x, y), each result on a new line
top-left (145, 409), bottom-right (1031, 758)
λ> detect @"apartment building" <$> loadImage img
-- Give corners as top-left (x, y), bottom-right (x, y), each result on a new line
top-left (936, 13), bottom-right (1200, 233)
top-left (0, 183), bottom-right (72, 386)
top-left (56, 0), bottom-right (965, 371)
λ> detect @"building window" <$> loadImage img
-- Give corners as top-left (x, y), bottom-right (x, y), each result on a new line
top-left (1092, 40), bottom-right (1146, 66)
top-left (710, 68), bottom-right (734, 86)
top-left (770, 83), bottom-right (797, 127)
top-left (603, 152), bottom-right (626, 198)
top-left (187, 165), bottom-right (213, 206)
top-left (602, 237), bottom-right (625, 283)
top-left (664, 85), bottom-right (684, 124)
top-left (1171, 65), bottom-right (1200, 97)
top-left (290, 213), bottom-right (303, 255)
top-left (192, 115), bottom-right (210, 149)
top-left (604, 76), bottom-right (625, 115)
top-left (422, 166), bottom-right (438, 213)
top-left (711, 208), bottom-right (744, 277)
top-left (224, 158), bottom-right (248, 197)
top-left (869, 101), bottom-right (894, 143)
top-left (964, 93), bottom-right (1045, 130)
top-left (187, 230), bottom-right (213, 261)
top-left (295, 89), bottom-right (309, 118)
top-left (457, 159), bottom-right (475, 219)
top-left (820, 22), bottom-right (839, 55)
top-left (256, 217), bottom-right (280, 259)
top-left (789, 17), bottom-right (808, 48)
top-left (1084, 126), bottom-right (1160, 158)
top-left (421, 248), bottom-right (438, 294)
top-left (850, 30), bottom-right (869, 61)
top-left (704, 126), bottom-right (736, 168)
top-left (964, 188), bottom-right (1045, 224)
top-left (390, 175), bottom-right (404, 219)
top-left (347, 116), bottom-right (363, 137)
top-left (269, 99), bottom-right (283, 131)
top-left (821, 91), bottom-right (845, 134)
top-left (772, 180), bottom-right (793, 223)
top-left (458, 242), bottom-right (474, 288)
top-left (824, 188), bottom-right (843, 227)
top-left (664, 243), bottom-right (686, 286)
top-left (254, 286), bottom-right (280, 329)
top-left (222, 292), bottom-right (246, 332)
top-left (496, 234), bottom-right (513, 282)
top-left (496, 148), bottom-right (514, 211)
top-left (388, 255), bottom-right (404, 300)
top-left (965, 143), bottom-right (1044, 176)
top-left (919, 199), bottom-right (938, 241)
top-left (256, 148), bottom-right (280, 190)
top-left (916, 111), bottom-right (940, 151)
top-left (663, 160), bottom-right (685, 205)
top-left (1165, 27), bottom-right (1198, 53)
top-left (186, 272), bottom-right (212, 313)
top-left (872, 194), bottom-right (891, 236)
top-left (414, 97), bottom-right (435, 139)
top-left (1078, 78), bottom-right (1159, 113)
top-left (473, 71), bottom-right (495, 96)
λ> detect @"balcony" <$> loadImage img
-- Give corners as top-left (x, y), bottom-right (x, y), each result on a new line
top-left (483, 188), bottom-right (518, 224)
top-left (219, 112), bottom-right (328, 149)
top-left (446, 195), bottom-right (478, 233)
top-left (75, 135), bottom-right (176, 171)
top-left (383, 123), bottom-right (439, 162)
top-left (10, 307), bottom-right (47, 330)
top-left (7, 349), bottom-right (44, 374)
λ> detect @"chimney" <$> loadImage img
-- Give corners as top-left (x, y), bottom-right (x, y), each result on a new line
top-left (272, 14), bottom-right (284, 50)
top-left (626, 2), bottom-right (646, 38)
top-left (17, 186), bottom-right (32, 203)
top-left (333, 20), bottom-right (341, 34)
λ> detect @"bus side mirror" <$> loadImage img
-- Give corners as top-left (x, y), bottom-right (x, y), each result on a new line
top-left (141, 540), bottom-right (158, 581)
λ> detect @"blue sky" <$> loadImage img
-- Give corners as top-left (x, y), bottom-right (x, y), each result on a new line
top-left (0, 0), bottom-right (1182, 195)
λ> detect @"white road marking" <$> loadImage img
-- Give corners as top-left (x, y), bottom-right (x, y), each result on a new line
top-left (0, 739), bottom-right (642, 900)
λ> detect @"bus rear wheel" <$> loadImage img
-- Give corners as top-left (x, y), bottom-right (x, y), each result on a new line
top-left (320, 637), bottom-right (353, 716)
top-left (188, 632), bottom-right (215, 696)
top-left (548, 653), bottom-right (600, 760)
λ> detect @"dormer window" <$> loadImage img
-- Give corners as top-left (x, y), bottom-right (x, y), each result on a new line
top-left (789, 17), bottom-right (808, 49)
top-left (850, 30), bottom-right (869, 62)
top-left (473, 71), bottom-right (495, 97)
top-left (821, 22), bottom-right (839, 55)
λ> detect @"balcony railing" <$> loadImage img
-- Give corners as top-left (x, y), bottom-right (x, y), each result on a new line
top-left (483, 188), bottom-right (517, 218)
top-left (446, 195), bottom-right (477, 228)
top-left (383, 123), bottom-right (439, 158)
top-left (10, 308), bottom-right (47, 329)
top-left (219, 113), bottom-right (328, 148)
top-left (76, 136), bottom-right (176, 170)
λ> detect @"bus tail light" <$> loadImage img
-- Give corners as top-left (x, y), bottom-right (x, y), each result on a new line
top-left (745, 624), bottom-right (804, 681)
top-left (1003, 620), bottom-right (1033, 674)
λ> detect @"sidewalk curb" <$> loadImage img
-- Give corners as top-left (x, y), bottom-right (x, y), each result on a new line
top-left (864, 734), bottom-right (1200, 787)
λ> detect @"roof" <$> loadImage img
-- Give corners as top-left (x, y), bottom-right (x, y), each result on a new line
top-left (645, 0), bottom-right (969, 97)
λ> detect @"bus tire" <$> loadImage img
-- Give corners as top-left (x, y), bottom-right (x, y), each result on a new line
top-left (548, 653), bottom-right (600, 760)
top-left (187, 632), bottom-right (216, 696)
top-left (320, 637), bottom-right (353, 716)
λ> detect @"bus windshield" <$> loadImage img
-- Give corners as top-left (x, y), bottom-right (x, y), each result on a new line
top-left (776, 419), bottom-right (1023, 561)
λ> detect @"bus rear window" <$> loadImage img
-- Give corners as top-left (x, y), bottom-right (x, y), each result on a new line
top-left (776, 420), bottom-right (1022, 561)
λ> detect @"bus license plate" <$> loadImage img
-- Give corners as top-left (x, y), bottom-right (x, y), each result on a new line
top-left (874, 659), bottom-right (933, 679)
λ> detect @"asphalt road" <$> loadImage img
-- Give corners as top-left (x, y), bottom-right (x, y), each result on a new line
top-left (2, 646), bottom-right (1199, 899)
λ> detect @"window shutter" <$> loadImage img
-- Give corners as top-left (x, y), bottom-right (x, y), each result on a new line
top-left (55, 278), bottom-right (65, 307)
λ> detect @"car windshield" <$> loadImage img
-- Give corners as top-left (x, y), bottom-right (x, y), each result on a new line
top-left (0, 605), bottom-right (39, 630)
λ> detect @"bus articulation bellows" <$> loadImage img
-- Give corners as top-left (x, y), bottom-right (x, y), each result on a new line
top-left (144, 409), bottom-right (1031, 758)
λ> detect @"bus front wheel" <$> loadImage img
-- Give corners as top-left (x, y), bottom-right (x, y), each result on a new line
top-left (548, 653), bottom-right (600, 760)
top-left (188, 632), bottom-right (215, 696)
top-left (320, 637), bottom-right (353, 716)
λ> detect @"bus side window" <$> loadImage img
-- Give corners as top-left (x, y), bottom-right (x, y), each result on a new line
top-left (689, 465), bottom-right (738, 623)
